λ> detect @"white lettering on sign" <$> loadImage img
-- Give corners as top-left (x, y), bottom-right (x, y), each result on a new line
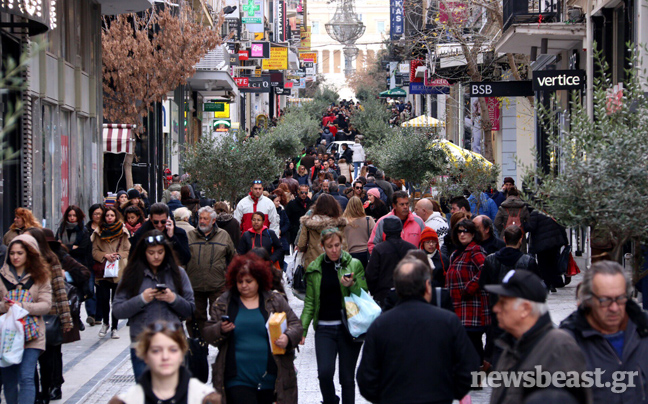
top-left (472, 84), bottom-right (492, 95)
top-left (535, 74), bottom-right (581, 87)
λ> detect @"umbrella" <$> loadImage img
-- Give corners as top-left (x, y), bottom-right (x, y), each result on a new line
top-left (401, 115), bottom-right (444, 128)
top-left (379, 88), bottom-right (407, 98)
top-left (431, 139), bottom-right (492, 166)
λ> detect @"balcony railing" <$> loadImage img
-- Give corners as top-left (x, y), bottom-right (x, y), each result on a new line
top-left (503, 0), bottom-right (561, 32)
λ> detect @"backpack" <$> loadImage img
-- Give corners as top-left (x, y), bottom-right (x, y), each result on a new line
top-left (505, 207), bottom-right (524, 232)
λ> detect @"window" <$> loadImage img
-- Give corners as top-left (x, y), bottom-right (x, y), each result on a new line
top-left (376, 21), bottom-right (385, 34)
top-left (312, 21), bottom-right (320, 35)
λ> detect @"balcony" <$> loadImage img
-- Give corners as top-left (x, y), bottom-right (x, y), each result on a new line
top-left (503, 0), bottom-right (561, 32)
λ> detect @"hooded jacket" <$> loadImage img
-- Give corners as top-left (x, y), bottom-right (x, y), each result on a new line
top-left (285, 196), bottom-right (313, 245)
top-left (560, 302), bottom-right (648, 404)
top-left (297, 215), bottom-right (348, 270)
top-left (494, 196), bottom-right (530, 235)
top-left (237, 226), bottom-right (284, 263)
top-left (322, 128), bottom-right (333, 145)
top-left (215, 213), bottom-right (240, 249)
top-left (233, 194), bottom-right (280, 236)
top-left (0, 235), bottom-right (53, 351)
top-left (368, 211), bottom-right (426, 254)
top-left (186, 227), bottom-right (236, 293)
top-left (480, 247), bottom-right (537, 306)
top-left (365, 234), bottom-right (417, 305)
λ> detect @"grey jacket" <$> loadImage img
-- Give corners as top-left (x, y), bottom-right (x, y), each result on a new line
top-left (113, 265), bottom-right (195, 342)
top-left (560, 302), bottom-right (648, 404)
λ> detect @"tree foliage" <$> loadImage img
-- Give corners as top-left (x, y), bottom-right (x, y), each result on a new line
top-left (369, 129), bottom-right (446, 184)
top-left (102, 5), bottom-right (225, 130)
top-left (521, 46), bottom-right (648, 273)
top-left (271, 109), bottom-right (321, 150)
top-left (182, 133), bottom-right (282, 204)
top-left (348, 50), bottom-right (388, 102)
top-left (350, 97), bottom-right (393, 149)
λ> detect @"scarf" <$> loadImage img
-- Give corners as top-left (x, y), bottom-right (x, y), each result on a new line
top-left (99, 220), bottom-right (124, 242)
top-left (125, 222), bottom-right (142, 236)
top-left (61, 222), bottom-right (79, 246)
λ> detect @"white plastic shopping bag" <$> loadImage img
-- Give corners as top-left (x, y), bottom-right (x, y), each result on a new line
top-left (343, 289), bottom-right (382, 338)
top-left (0, 305), bottom-right (29, 367)
top-left (104, 258), bottom-right (120, 278)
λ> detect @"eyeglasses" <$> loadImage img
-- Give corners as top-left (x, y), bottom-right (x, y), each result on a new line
top-left (591, 293), bottom-right (629, 307)
top-left (355, 186), bottom-right (362, 190)
top-left (145, 235), bottom-right (165, 245)
top-left (151, 321), bottom-right (179, 333)
top-left (299, 191), bottom-right (308, 195)
top-left (152, 219), bottom-right (167, 225)
top-left (457, 229), bottom-right (470, 234)
top-left (253, 180), bottom-right (263, 184)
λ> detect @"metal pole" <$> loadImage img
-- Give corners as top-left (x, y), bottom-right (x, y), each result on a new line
top-left (586, 0), bottom-right (593, 118)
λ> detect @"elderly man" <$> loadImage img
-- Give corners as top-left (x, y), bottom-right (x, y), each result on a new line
top-left (166, 190), bottom-right (184, 214)
top-left (186, 206), bottom-right (236, 332)
top-left (130, 203), bottom-right (191, 265)
top-left (485, 270), bottom-right (590, 404)
top-left (233, 180), bottom-right (280, 235)
top-left (415, 198), bottom-right (449, 246)
top-left (161, 174), bottom-right (182, 204)
top-left (474, 215), bottom-right (505, 255)
top-left (561, 261), bottom-right (648, 404)
top-left (357, 258), bottom-right (480, 404)
top-left (374, 170), bottom-right (394, 204)
top-left (368, 191), bottom-right (425, 254)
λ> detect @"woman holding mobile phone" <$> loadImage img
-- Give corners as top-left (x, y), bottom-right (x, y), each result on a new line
top-left (113, 230), bottom-right (195, 380)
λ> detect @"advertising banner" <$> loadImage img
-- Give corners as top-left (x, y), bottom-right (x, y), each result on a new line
top-left (390, 0), bottom-right (404, 40)
top-left (262, 47), bottom-right (288, 70)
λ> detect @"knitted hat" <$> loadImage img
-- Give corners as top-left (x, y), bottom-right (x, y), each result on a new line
top-left (366, 188), bottom-right (381, 199)
top-left (116, 190), bottom-right (127, 200)
top-left (127, 188), bottom-right (141, 200)
top-left (9, 234), bottom-right (40, 253)
top-left (419, 227), bottom-right (439, 248)
top-left (382, 216), bottom-right (403, 235)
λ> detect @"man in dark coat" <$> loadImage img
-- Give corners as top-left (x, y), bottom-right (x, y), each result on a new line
top-left (357, 258), bottom-right (480, 404)
top-left (365, 217), bottom-right (417, 306)
top-left (474, 215), bottom-right (505, 255)
top-left (341, 143), bottom-right (353, 163)
top-left (525, 208), bottom-right (569, 291)
top-left (130, 202), bottom-right (191, 266)
top-left (285, 184), bottom-right (313, 245)
top-left (328, 183), bottom-right (348, 210)
top-left (560, 261), bottom-right (648, 404)
top-left (214, 201), bottom-right (241, 248)
top-left (374, 170), bottom-right (394, 204)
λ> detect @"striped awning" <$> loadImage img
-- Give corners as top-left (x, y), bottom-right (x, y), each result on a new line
top-left (103, 124), bottom-right (135, 154)
top-left (401, 115), bottom-right (444, 128)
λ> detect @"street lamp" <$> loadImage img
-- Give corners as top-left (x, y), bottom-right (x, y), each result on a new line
top-left (325, 0), bottom-right (365, 76)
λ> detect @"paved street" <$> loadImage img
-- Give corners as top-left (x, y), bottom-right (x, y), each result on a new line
top-left (54, 268), bottom-right (585, 404)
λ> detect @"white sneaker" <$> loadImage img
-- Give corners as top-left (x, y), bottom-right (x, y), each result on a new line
top-left (98, 324), bottom-right (109, 338)
top-left (111, 329), bottom-right (120, 339)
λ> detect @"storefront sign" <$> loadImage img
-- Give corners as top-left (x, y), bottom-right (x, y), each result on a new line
top-left (409, 82), bottom-right (450, 95)
top-left (214, 104), bottom-right (230, 119)
top-left (234, 77), bottom-right (249, 87)
top-left (276, 0), bottom-right (287, 42)
top-left (270, 72), bottom-right (284, 87)
top-left (486, 97), bottom-right (500, 131)
top-left (240, 75), bottom-right (271, 93)
top-left (532, 70), bottom-right (586, 91)
top-left (299, 26), bottom-right (311, 51)
top-left (390, 0), bottom-right (403, 40)
top-left (241, 0), bottom-right (263, 24)
top-left (249, 42), bottom-right (270, 59)
top-left (262, 47), bottom-right (288, 70)
top-left (469, 81), bottom-right (534, 97)
top-left (299, 52), bottom-right (317, 63)
top-left (425, 77), bottom-right (450, 87)
top-left (204, 103), bottom-right (225, 112)
top-left (238, 50), bottom-right (249, 60)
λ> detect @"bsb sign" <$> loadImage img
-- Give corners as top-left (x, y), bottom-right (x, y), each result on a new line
top-left (532, 70), bottom-right (586, 91)
top-left (469, 81), bottom-right (534, 97)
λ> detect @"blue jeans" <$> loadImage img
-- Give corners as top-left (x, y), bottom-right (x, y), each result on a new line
top-left (1, 348), bottom-right (41, 404)
top-left (130, 348), bottom-right (148, 381)
top-left (85, 271), bottom-right (100, 321)
top-left (314, 325), bottom-right (362, 404)
top-left (353, 162), bottom-right (362, 179)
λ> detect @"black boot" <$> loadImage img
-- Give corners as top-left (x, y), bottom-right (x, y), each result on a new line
top-left (50, 386), bottom-right (62, 401)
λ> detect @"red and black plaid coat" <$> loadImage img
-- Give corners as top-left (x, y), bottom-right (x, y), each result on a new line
top-left (445, 242), bottom-right (491, 327)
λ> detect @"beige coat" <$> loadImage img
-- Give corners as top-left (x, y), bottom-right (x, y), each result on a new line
top-left (91, 228), bottom-right (131, 283)
top-left (297, 215), bottom-right (347, 270)
top-left (0, 264), bottom-right (52, 351)
top-left (338, 161), bottom-right (353, 180)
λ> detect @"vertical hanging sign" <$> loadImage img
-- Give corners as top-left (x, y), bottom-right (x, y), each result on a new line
top-left (276, 0), bottom-right (286, 42)
top-left (390, 0), bottom-right (403, 40)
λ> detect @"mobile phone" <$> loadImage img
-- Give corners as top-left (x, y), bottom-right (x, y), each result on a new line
top-left (3, 297), bottom-right (14, 304)
top-left (155, 284), bottom-right (167, 291)
top-left (343, 273), bottom-right (352, 279)
top-left (221, 315), bottom-right (231, 323)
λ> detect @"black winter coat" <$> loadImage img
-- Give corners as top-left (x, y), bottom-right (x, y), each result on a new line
top-left (525, 210), bottom-right (568, 254)
top-left (56, 223), bottom-right (92, 269)
top-left (480, 247), bottom-right (538, 306)
top-left (357, 298), bottom-right (480, 404)
top-left (216, 213), bottom-right (241, 248)
top-left (238, 228), bottom-right (284, 263)
top-left (276, 207), bottom-right (291, 254)
top-left (365, 235), bottom-right (417, 305)
top-left (285, 197), bottom-right (312, 245)
top-left (130, 219), bottom-right (191, 266)
top-left (479, 235), bottom-right (506, 256)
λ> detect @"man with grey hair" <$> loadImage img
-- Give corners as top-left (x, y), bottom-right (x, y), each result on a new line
top-left (186, 205), bottom-right (236, 333)
top-left (327, 182), bottom-right (348, 210)
top-left (173, 207), bottom-right (195, 234)
top-left (485, 269), bottom-right (589, 404)
top-left (364, 176), bottom-right (388, 204)
top-left (374, 170), bottom-right (394, 203)
top-left (357, 257), bottom-right (479, 403)
top-left (561, 261), bottom-right (648, 403)
top-left (166, 190), bottom-right (184, 214)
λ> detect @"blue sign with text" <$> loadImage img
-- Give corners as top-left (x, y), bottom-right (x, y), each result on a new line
top-left (409, 82), bottom-right (450, 95)
top-left (390, 0), bottom-right (403, 40)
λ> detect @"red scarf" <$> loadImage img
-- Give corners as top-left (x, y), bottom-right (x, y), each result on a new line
top-left (249, 192), bottom-right (260, 211)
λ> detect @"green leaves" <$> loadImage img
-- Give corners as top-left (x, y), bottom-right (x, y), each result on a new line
top-left (349, 97), bottom-right (394, 149)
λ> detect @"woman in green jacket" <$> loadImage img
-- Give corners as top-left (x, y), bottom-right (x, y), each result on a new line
top-left (299, 227), bottom-right (367, 404)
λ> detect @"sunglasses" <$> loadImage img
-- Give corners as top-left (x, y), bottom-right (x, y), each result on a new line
top-left (299, 191), bottom-right (308, 195)
top-left (457, 229), bottom-right (471, 234)
top-left (152, 219), bottom-right (168, 225)
top-left (253, 180), bottom-right (263, 184)
top-left (151, 321), bottom-right (180, 333)
top-left (145, 235), bottom-right (165, 245)
top-left (354, 186), bottom-right (362, 190)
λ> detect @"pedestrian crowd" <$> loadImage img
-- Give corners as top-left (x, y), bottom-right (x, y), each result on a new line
top-left (0, 101), bottom-right (646, 404)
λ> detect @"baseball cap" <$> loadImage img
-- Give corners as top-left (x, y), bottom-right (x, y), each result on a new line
top-left (484, 270), bottom-right (547, 303)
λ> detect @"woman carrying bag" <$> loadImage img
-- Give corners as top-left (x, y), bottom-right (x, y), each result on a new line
top-left (299, 227), bottom-right (367, 404)
top-left (113, 230), bottom-right (195, 380)
top-left (91, 206), bottom-right (130, 339)
top-left (0, 234), bottom-right (52, 404)
top-left (203, 253), bottom-right (302, 404)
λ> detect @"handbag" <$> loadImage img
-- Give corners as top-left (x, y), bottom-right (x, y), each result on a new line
top-left (566, 253), bottom-right (581, 277)
top-left (94, 237), bottom-right (124, 278)
top-left (43, 315), bottom-right (62, 346)
top-left (185, 321), bottom-right (209, 383)
top-left (0, 305), bottom-right (29, 367)
top-left (557, 245), bottom-right (571, 275)
top-left (342, 289), bottom-right (382, 339)
top-left (292, 264), bottom-right (307, 300)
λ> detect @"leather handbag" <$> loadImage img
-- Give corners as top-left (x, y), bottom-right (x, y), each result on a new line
top-left (44, 315), bottom-right (63, 346)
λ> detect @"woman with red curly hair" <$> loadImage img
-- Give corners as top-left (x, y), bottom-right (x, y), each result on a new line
top-left (203, 253), bottom-right (302, 404)
top-left (3, 208), bottom-right (41, 246)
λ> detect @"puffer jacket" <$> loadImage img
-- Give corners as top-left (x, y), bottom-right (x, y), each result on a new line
top-left (494, 196), bottom-right (530, 235)
top-left (203, 290), bottom-right (302, 404)
top-left (525, 210), bottom-right (568, 254)
top-left (91, 228), bottom-right (131, 283)
top-left (186, 227), bottom-right (236, 293)
top-left (297, 215), bottom-right (348, 270)
top-left (300, 251), bottom-right (367, 336)
top-left (113, 264), bottom-right (195, 342)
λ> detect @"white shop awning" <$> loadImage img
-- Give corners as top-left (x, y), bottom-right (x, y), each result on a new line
top-left (102, 124), bottom-right (135, 154)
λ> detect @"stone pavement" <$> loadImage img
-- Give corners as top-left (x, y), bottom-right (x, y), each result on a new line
top-left (57, 272), bottom-right (585, 404)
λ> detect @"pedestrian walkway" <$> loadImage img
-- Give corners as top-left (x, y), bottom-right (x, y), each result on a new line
top-left (58, 273), bottom-right (584, 404)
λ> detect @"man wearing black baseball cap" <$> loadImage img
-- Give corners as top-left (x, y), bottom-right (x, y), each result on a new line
top-left (485, 270), bottom-right (590, 404)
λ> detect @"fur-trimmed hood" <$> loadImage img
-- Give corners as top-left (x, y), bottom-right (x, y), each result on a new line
top-left (300, 214), bottom-right (347, 231)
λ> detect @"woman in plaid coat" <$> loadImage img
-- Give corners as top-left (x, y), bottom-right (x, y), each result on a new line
top-left (445, 219), bottom-right (490, 365)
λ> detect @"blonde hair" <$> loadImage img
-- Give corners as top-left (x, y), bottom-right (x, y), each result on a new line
top-left (343, 196), bottom-right (366, 220)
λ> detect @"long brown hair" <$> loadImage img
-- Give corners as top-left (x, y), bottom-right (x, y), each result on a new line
top-left (10, 208), bottom-right (41, 230)
top-left (312, 194), bottom-right (342, 218)
top-left (7, 239), bottom-right (50, 285)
